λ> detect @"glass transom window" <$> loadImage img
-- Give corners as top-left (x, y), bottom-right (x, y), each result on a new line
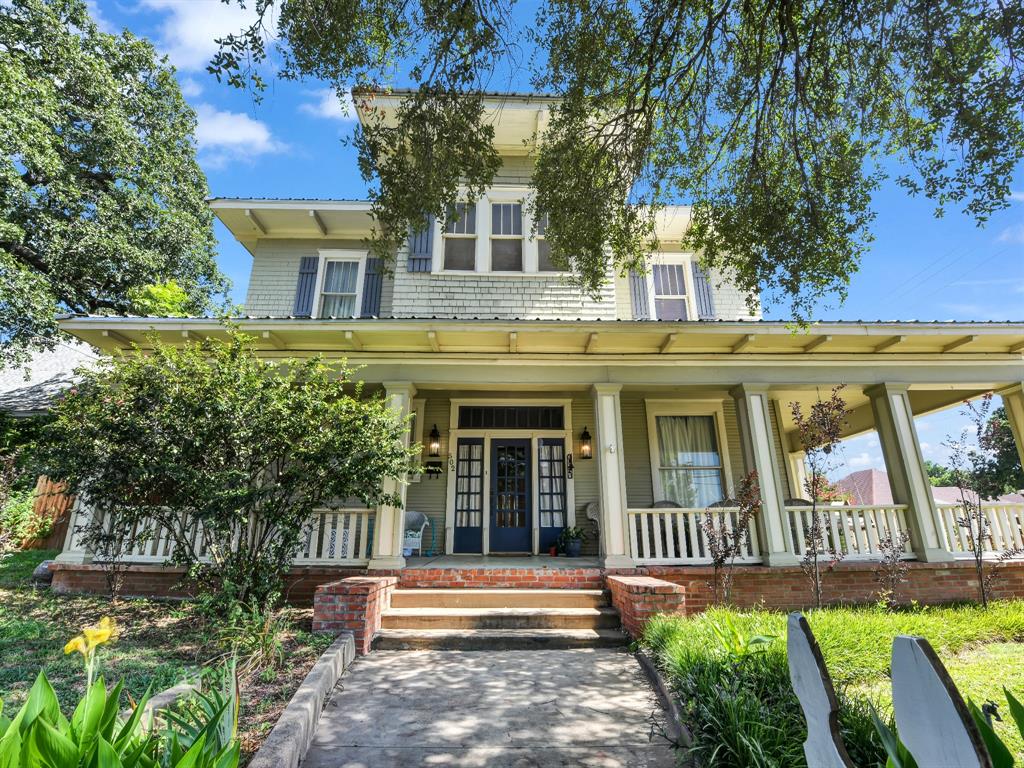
top-left (490, 202), bottom-right (523, 271)
top-left (652, 263), bottom-right (689, 320)
top-left (654, 414), bottom-right (725, 507)
top-left (319, 260), bottom-right (360, 318)
top-left (443, 203), bottom-right (476, 270)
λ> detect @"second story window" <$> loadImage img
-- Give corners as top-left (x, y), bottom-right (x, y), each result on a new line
top-left (443, 203), bottom-right (476, 270)
top-left (490, 202), bottom-right (523, 271)
top-left (316, 252), bottom-right (365, 318)
top-left (651, 259), bottom-right (691, 321)
top-left (535, 211), bottom-right (559, 272)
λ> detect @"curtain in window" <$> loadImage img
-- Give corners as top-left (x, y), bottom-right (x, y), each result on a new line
top-left (320, 261), bottom-right (359, 317)
top-left (655, 415), bottom-right (725, 506)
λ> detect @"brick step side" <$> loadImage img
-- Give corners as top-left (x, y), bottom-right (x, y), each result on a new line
top-left (373, 628), bottom-right (628, 651)
top-left (389, 588), bottom-right (608, 609)
top-left (380, 606), bottom-right (620, 631)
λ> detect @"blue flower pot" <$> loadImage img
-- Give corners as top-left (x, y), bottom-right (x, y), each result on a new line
top-left (566, 538), bottom-right (583, 558)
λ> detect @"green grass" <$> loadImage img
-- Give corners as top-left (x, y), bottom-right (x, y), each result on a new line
top-left (0, 548), bottom-right (59, 588)
top-left (642, 602), bottom-right (1024, 767)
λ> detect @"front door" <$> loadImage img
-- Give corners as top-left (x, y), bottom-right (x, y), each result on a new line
top-left (489, 438), bottom-right (532, 553)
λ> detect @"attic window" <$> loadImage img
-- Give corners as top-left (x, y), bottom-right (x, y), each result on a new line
top-left (443, 203), bottom-right (476, 270)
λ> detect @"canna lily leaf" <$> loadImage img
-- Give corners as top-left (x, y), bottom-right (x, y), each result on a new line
top-left (968, 700), bottom-right (1014, 768)
top-left (173, 733), bottom-right (206, 768)
top-left (20, 672), bottom-right (61, 733)
top-left (1004, 688), bottom-right (1024, 741)
top-left (72, 677), bottom-right (107, 754)
top-left (31, 716), bottom-right (79, 767)
top-left (869, 704), bottom-right (917, 768)
top-left (213, 741), bottom-right (240, 768)
top-left (102, 680), bottom-right (126, 742)
top-left (0, 726), bottom-right (22, 768)
top-left (96, 736), bottom-right (124, 768)
top-left (114, 685), bottom-right (151, 751)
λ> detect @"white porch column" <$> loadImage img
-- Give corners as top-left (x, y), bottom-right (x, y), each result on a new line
top-left (54, 498), bottom-right (92, 564)
top-left (731, 385), bottom-right (798, 566)
top-left (865, 383), bottom-right (953, 562)
top-left (592, 384), bottom-right (634, 567)
top-left (785, 450), bottom-right (809, 501)
top-left (1001, 383), bottom-right (1024, 467)
top-left (367, 381), bottom-right (416, 570)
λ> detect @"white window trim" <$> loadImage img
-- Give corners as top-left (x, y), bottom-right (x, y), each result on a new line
top-left (311, 249), bottom-right (367, 319)
top-left (443, 397), bottom-right (575, 555)
top-left (647, 253), bottom-right (698, 322)
top-left (644, 399), bottom-right (734, 506)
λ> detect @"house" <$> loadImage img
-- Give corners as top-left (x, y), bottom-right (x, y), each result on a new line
top-left (837, 468), bottom-right (1024, 506)
top-left (0, 340), bottom-right (94, 419)
top-left (50, 93), bottom-right (1024, 620)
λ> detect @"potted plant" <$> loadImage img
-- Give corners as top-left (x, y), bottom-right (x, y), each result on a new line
top-left (558, 526), bottom-right (586, 558)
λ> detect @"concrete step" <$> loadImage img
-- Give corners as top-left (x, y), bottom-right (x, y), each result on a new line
top-left (389, 588), bottom-right (608, 610)
top-left (381, 606), bottom-right (620, 631)
top-left (373, 628), bottom-right (628, 651)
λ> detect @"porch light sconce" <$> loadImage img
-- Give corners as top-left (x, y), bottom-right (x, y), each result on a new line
top-left (427, 424), bottom-right (441, 457)
top-left (579, 426), bottom-right (593, 460)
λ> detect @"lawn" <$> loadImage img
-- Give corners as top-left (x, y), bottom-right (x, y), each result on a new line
top-left (0, 550), bottom-right (332, 763)
top-left (642, 602), bottom-right (1024, 767)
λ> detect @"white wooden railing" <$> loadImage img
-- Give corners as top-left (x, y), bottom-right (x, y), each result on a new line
top-left (60, 505), bottom-right (375, 566)
top-left (932, 502), bottom-right (1024, 556)
top-left (786, 504), bottom-right (913, 560)
top-left (626, 507), bottom-right (762, 565)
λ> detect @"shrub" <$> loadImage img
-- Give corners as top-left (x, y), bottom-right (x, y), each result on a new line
top-left (0, 487), bottom-right (52, 543)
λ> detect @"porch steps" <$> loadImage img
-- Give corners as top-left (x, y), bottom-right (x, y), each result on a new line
top-left (374, 588), bottom-right (627, 650)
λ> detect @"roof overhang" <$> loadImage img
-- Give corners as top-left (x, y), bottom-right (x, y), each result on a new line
top-left (60, 316), bottom-right (1024, 360)
top-left (210, 199), bottom-right (374, 255)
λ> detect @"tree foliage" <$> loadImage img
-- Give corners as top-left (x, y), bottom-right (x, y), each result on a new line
top-left (0, 0), bottom-right (225, 368)
top-left (211, 0), bottom-right (1023, 315)
top-left (35, 328), bottom-right (415, 611)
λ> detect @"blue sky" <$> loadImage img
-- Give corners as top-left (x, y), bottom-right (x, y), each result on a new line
top-left (90, 0), bottom-right (1023, 478)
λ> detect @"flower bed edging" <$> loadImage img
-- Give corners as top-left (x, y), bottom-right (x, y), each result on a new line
top-left (246, 632), bottom-right (356, 768)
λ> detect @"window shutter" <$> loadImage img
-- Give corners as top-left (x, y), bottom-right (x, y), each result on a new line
top-left (692, 263), bottom-right (716, 320)
top-left (361, 258), bottom-right (383, 317)
top-left (407, 215), bottom-right (434, 272)
top-left (292, 256), bottom-right (319, 316)
top-left (629, 270), bottom-right (650, 320)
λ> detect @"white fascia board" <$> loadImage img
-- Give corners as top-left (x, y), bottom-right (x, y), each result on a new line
top-left (208, 199), bottom-right (372, 212)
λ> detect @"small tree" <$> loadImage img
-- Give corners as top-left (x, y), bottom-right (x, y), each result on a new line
top-left (702, 471), bottom-right (761, 605)
top-left (0, 454), bottom-right (18, 561)
top-left (945, 394), bottom-right (1024, 608)
top-left (874, 529), bottom-right (912, 609)
top-left (791, 386), bottom-right (851, 608)
top-left (37, 328), bottom-right (415, 614)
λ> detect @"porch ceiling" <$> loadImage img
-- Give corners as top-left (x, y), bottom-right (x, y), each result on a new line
top-left (60, 316), bottom-right (1024, 360)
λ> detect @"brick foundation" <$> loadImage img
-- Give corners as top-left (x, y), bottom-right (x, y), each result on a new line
top-left (311, 576), bottom-right (398, 654)
top-left (607, 575), bottom-right (686, 638)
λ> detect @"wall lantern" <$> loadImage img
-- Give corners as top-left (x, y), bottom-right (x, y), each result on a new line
top-left (579, 426), bottom-right (593, 459)
top-left (428, 424), bottom-right (441, 457)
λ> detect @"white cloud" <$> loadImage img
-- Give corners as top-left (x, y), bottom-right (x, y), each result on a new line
top-left (848, 451), bottom-right (881, 469)
top-left (142, 0), bottom-right (263, 72)
top-left (299, 88), bottom-right (357, 121)
top-left (86, 0), bottom-right (116, 34)
top-left (1010, 190), bottom-right (1024, 203)
top-left (179, 76), bottom-right (203, 98)
top-left (997, 222), bottom-right (1024, 244)
top-left (194, 103), bottom-right (286, 168)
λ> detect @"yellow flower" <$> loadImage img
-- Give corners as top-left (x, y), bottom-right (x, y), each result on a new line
top-left (82, 617), bottom-right (118, 650)
top-left (64, 635), bottom-right (88, 657)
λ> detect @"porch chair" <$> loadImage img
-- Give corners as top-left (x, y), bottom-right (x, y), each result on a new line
top-left (403, 510), bottom-right (430, 556)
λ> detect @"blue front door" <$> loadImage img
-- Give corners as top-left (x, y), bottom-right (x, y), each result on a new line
top-left (489, 439), bottom-right (532, 553)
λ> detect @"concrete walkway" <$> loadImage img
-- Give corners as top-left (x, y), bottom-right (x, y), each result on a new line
top-left (302, 648), bottom-right (678, 768)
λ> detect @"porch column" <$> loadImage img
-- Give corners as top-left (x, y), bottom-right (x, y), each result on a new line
top-left (785, 450), bottom-right (809, 500)
top-left (865, 384), bottom-right (953, 562)
top-left (54, 499), bottom-right (92, 564)
top-left (1001, 384), bottom-right (1024, 467)
top-left (367, 381), bottom-right (416, 570)
top-left (592, 384), bottom-right (634, 568)
top-left (731, 385), bottom-right (798, 566)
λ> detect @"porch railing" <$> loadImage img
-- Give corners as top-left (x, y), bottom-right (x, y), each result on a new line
top-left (626, 507), bottom-right (762, 565)
top-left (59, 505), bottom-right (375, 566)
top-left (786, 505), bottom-right (912, 560)
top-left (932, 502), bottom-right (1024, 556)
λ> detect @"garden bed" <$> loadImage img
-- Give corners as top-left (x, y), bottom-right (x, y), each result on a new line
top-left (0, 550), bottom-right (332, 765)
top-left (641, 602), bottom-right (1024, 766)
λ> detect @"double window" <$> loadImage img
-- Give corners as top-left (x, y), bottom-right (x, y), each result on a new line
top-left (443, 202), bottom-right (476, 271)
top-left (646, 402), bottom-right (730, 508)
top-left (313, 251), bottom-right (365, 319)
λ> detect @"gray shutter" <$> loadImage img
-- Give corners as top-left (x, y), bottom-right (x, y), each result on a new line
top-left (361, 258), bottom-right (383, 317)
top-left (292, 256), bottom-right (319, 316)
top-left (692, 263), bottom-right (716, 320)
top-left (629, 270), bottom-right (650, 320)
top-left (407, 215), bottom-right (434, 272)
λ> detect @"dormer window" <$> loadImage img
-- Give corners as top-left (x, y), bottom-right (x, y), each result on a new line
top-left (443, 203), bottom-right (476, 270)
top-left (649, 254), bottom-right (696, 321)
top-left (313, 250), bottom-right (366, 318)
top-left (490, 202), bottom-right (523, 271)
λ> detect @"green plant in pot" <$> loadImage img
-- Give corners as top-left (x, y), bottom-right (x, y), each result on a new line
top-left (558, 526), bottom-right (586, 557)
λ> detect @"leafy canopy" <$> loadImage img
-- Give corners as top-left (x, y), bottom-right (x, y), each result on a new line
top-left (35, 328), bottom-right (415, 611)
top-left (211, 0), bottom-right (1023, 316)
top-left (0, 0), bottom-right (225, 368)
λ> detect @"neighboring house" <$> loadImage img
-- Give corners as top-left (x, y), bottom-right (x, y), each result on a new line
top-left (837, 468), bottom-right (1024, 506)
top-left (0, 341), bottom-right (94, 419)
top-left (53, 92), bottom-right (1024, 574)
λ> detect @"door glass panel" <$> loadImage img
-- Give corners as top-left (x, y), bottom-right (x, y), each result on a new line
top-left (538, 440), bottom-right (566, 528)
top-left (494, 444), bottom-right (528, 529)
top-left (455, 441), bottom-right (483, 528)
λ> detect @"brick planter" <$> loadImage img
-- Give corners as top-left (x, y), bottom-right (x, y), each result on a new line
top-left (606, 575), bottom-right (686, 639)
top-left (312, 576), bottom-right (398, 654)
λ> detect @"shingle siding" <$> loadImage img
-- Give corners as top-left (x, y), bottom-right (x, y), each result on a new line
top-left (709, 267), bottom-right (761, 320)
